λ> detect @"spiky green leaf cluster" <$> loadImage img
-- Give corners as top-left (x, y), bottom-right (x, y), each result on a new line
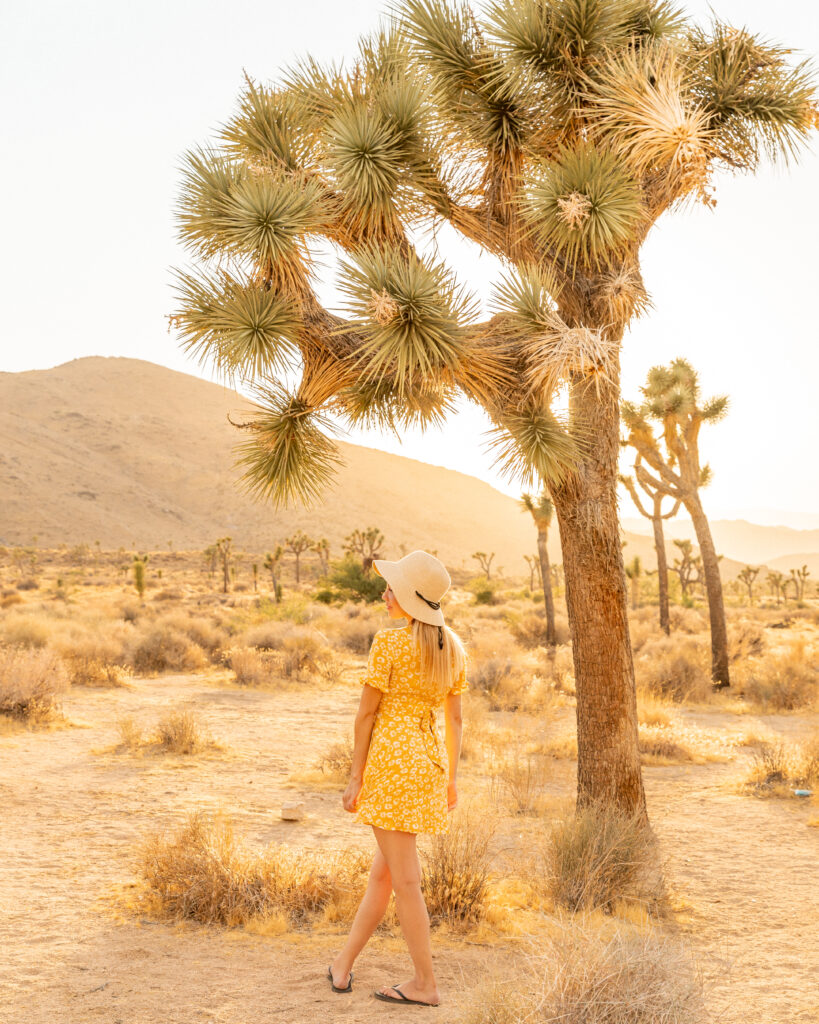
top-left (490, 263), bottom-right (563, 335)
top-left (171, 268), bottom-right (300, 379)
top-left (524, 145), bottom-right (642, 267)
top-left (339, 245), bottom-right (476, 389)
top-left (235, 386), bottom-right (342, 507)
top-left (486, 402), bottom-right (581, 488)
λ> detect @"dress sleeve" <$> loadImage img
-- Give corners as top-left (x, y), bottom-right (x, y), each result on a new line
top-left (363, 630), bottom-right (392, 694)
top-left (448, 658), bottom-right (469, 697)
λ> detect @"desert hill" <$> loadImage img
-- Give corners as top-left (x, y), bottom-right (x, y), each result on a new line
top-left (0, 357), bottom-right (751, 577)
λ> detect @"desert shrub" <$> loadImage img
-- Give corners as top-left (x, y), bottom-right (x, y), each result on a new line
top-left (0, 646), bottom-right (69, 720)
top-left (638, 725), bottom-right (693, 763)
top-left (121, 602), bottom-right (140, 623)
top-left (421, 808), bottom-right (493, 928)
top-left (0, 613), bottom-right (50, 649)
top-left (160, 612), bottom-right (225, 659)
top-left (128, 624), bottom-right (207, 675)
top-left (635, 636), bottom-right (711, 703)
top-left (729, 620), bottom-right (765, 661)
top-left (536, 801), bottom-right (665, 915)
top-left (16, 578), bottom-right (39, 591)
top-left (492, 748), bottom-right (550, 815)
top-left (154, 710), bottom-right (211, 754)
top-left (507, 609), bottom-right (569, 648)
top-left (153, 588), bottom-right (183, 601)
top-left (240, 619), bottom-right (293, 650)
top-left (743, 735), bottom-right (819, 796)
top-left (467, 574), bottom-right (498, 605)
top-left (226, 647), bottom-right (277, 687)
top-left (735, 641), bottom-right (818, 711)
top-left (316, 737), bottom-right (354, 780)
top-left (140, 812), bottom-right (369, 927)
top-left (54, 634), bottom-right (130, 687)
top-left (332, 614), bottom-right (380, 655)
top-left (1, 592), bottom-right (24, 608)
top-left (322, 556), bottom-right (384, 603)
top-left (668, 607), bottom-right (707, 633)
top-left (117, 715), bottom-right (144, 750)
top-left (278, 630), bottom-right (329, 679)
top-left (460, 924), bottom-right (704, 1024)
top-left (312, 650), bottom-right (346, 684)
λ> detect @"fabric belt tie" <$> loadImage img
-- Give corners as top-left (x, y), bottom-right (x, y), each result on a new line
top-left (419, 708), bottom-right (446, 771)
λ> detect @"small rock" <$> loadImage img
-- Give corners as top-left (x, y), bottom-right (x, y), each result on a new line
top-left (281, 801), bottom-right (305, 821)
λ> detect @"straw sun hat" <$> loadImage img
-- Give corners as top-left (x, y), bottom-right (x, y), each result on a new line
top-left (373, 550), bottom-right (450, 639)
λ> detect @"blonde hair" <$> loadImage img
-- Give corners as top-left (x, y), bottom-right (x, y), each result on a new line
top-left (410, 620), bottom-right (467, 693)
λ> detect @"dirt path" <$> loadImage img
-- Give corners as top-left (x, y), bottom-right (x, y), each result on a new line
top-left (1, 676), bottom-right (817, 1023)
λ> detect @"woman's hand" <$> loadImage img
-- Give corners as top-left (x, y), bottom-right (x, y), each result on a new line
top-left (342, 775), bottom-right (363, 813)
top-left (447, 780), bottom-right (458, 812)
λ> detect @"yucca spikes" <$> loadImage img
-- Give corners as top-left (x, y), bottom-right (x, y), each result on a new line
top-left (523, 144), bottom-right (642, 269)
top-left (490, 262), bottom-right (564, 335)
top-left (175, 148), bottom-right (326, 294)
top-left (338, 375), bottom-right (456, 432)
top-left (338, 244), bottom-right (476, 391)
top-left (234, 385), bottom-right (342, 508)
top-left (485, 400), bottom-right (581, 488)
top-left (219, 82), bottom-right (311, 172)
top-left (170, 267), bottom-right (300, 380)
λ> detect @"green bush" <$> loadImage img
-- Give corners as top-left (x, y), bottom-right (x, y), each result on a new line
top-left (321, 557), bottom-right (384, 604)
top-left (467, 575), bottom-right (498, 606)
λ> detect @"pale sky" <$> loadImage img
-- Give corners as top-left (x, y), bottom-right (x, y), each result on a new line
top-left (2, 0), bottom-right (818, 528)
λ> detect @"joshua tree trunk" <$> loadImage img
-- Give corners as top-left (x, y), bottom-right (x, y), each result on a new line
top-left (551, 358), bottom-right (646, 819)
top-left (536, 531), bottom-right (557, 646)
top-left (652, 504), bottom-right (671, 636)
top-left (687, 494), bottom-right (730, 688)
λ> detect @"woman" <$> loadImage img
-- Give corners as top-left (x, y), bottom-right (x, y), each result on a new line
top-left (327, 549), bottom-right (468, 1008)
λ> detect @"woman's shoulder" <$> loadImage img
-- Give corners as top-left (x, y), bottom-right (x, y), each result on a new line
top-left (373, 624), bottom-right (412, 646)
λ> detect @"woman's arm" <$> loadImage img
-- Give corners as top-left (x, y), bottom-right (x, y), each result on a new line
top-left (443, 693), bottom-right (463, 809)
top-left (342, 683), bottom-right (383, 812)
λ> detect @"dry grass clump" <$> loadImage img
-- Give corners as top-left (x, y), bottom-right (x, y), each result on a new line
top-left (117, 715), bottom-right (144, 751)
top-left (226, 646), bottom-right (277, 686)
top-left (316, 737), bottom-right (354, 781)
top-left (0, 612), bottom-right (51, 649)
top-left (533, 801), bottom-right (666, 915)
top-left (742, 734), bottom-right (819, 797)
top-left (635, 636), bottom-right (712, 703)
top-left (491, 747), bottom-right (552, 815)
top-left (128, 623), bottom-right (207, 675)
top-left (507, 609), bottom-right (570, 649)
top-left (159, 612), bottom-right (226, 659)
top-left (669, 607), bottom-right (708, 634)
top-left (154, 710), bottom-right (213, 755)
top-left (460, 923), bottom-right (705, 1024)
top-left (139, 811), bottom-right (369, 928)
top-left (1, 591), bottom-right (24, 608)
top-left (638, 725), bottom-right (694, 764)
top-left (0, 645), bottom-right (70, 721)
top-left (734, 640), bottom-right (818, 711)
top-left (421, 807), bottom-right (494, 928)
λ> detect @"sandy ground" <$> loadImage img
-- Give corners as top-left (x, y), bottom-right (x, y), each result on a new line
top-left (1, 675), bottom-right (818, 1024)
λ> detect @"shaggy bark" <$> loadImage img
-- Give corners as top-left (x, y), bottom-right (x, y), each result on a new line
top-left (552, 357), bottom-right (646, 819)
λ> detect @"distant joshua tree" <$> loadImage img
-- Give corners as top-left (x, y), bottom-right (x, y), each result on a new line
top-left (624, 555), bottom-right (642, 611)
top-left (737, 565), bottom-right (760, 606)
top-left (671, 539), bottom-right (702, 602)
top-left (523, 554), bottom-right (538, 591)
top-left (471, 551), bottom-right (495, 581)
top-left (133, 554), bottom-right (149, 600)
top-left (312, 537), bottom-right (330, 575)
top-left (788, 564), bottom-right (810, 603)
top-left (284, 530), bottom-right (312, 585)
top-left (214, 536), bottom-right (233, 594)
top-left (343, 527), bottom-right (384, 574)
top-left (623, 359), bottom-right (730, 687)
top-left (520, 491), bottom-right (557, 645)
top-left (264, 545), bottom-right (284, 602)
top-left (620, 459), bottom-right (681, 635)
top-left (766, 570), bottom-right (785, 605)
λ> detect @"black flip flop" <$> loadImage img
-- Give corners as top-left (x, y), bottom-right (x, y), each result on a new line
top-left (327, 965), bottom-right (353, 993)
top-left (374, 984), bottom-right (439, 1007)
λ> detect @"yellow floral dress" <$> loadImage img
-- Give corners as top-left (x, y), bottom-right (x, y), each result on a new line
top-left (354, 625), bottom-right (468, 835)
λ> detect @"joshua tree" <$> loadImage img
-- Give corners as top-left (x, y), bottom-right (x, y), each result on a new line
top-left (523, 553), bottom-right (538, 591)
top-left (284, 530), bottom-right (312, 584)
top-left (214, 536), bottom-right (233, 594)
top-left (671, 538), bottom-right (702, 602)
top-left (737, 565), bottom-right (760, 606)
top-left (202, 544), bottom-right (218, 581)
top-left (343, 527), bottom-right (385, 573)
top-left (312, 536), bottom-right (331, 575)
top-left (520, 491), bottom-right (557, 644)
top-left (624, 555), bottom-right (642, 611)
top-left (766, 569), bottom-right (786, 605)
top-left (789, 564), bottom-right (810, 603)
top-left (170, 2), bottom-right (816, 815)
top-left (623, 359), bottom-right (731, 687)
top-left (264, 545), bottom-right (285, 601)
top-left (620, 459), bottom-right (681, 634)
top-left (471, 551), bottom-right (495, 580)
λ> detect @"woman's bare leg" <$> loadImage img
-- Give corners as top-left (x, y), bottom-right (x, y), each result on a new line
top-left (372, 826), bottom-right (439, 1006)
top-left (329, 847), bottom-right (392, 987)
